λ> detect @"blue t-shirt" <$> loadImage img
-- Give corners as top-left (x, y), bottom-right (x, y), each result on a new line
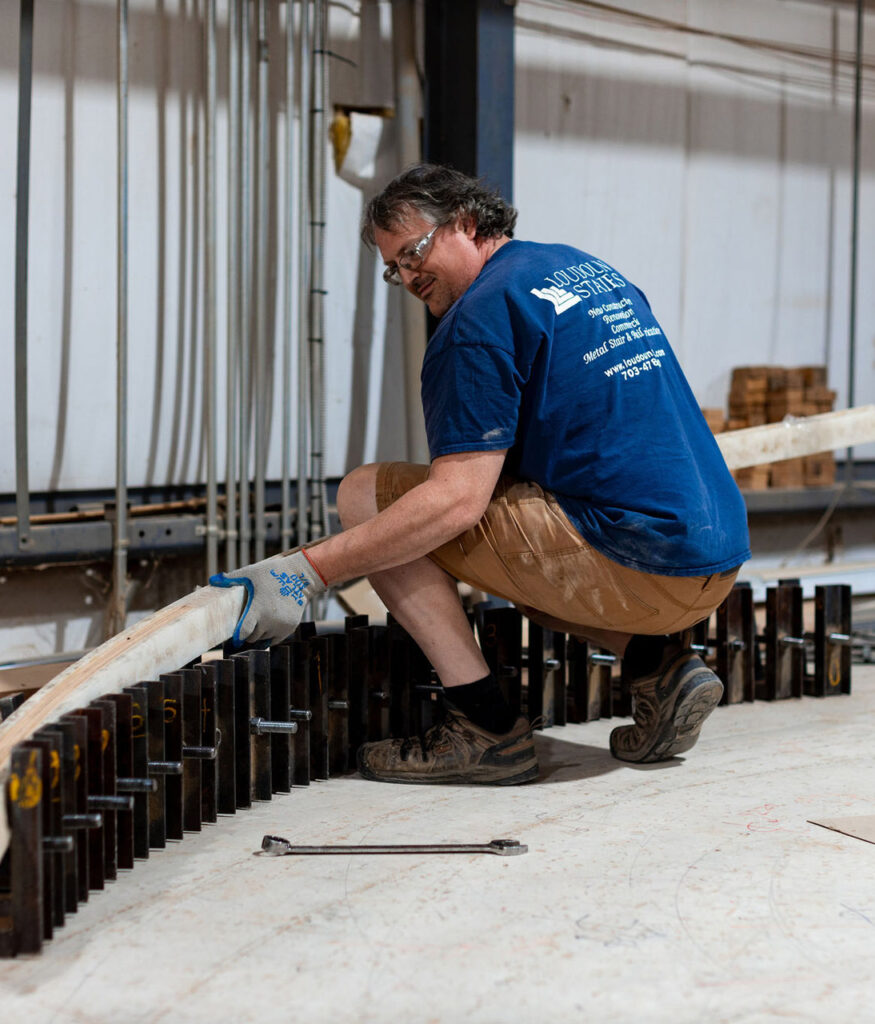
top-left (421, 240), bottom-right (750, 577)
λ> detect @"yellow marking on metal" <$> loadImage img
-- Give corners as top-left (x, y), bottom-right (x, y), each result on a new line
top-left (12, 751), bottom-right (43, 809)
top-left (164, 698), bottom-right (178, 725)
top-left (828, 648), bottom-right (842, 689)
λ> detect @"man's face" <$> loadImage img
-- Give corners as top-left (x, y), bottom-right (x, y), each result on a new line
top-left (374, 212), bottom-right (487, 318)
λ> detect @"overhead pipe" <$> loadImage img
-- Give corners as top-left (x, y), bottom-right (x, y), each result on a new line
top-left (391, 0), bottom-right (428, 464)
top-left (309, 0), bottom-right (329, 540)
top-left (297, 0), bottom-right (312, 547)
top-left (204, 0), bottom-right (218, 577)
top-left (238, 0), bottom-right (252, 566)
top-left (225, 0), bottom-right (240, 570)
top-left (14, 0), bottom-right (34, 551)
top-left (110, 0), bottom-right (130, 637)
top-left (846, 0), bottom-right (864, 483)
top-left (281, 0), bottom-right (296, 551)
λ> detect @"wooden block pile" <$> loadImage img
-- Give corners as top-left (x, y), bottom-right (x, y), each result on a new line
top-left (703, 365), bottom-right (837, 490)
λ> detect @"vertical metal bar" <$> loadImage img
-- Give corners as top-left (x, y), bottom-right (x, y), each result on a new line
top-left (204, 0), bottom-right (219, 577)
top-left (14, 0), bottom-right (34, 550)
top-left (281, 0), bottom-right (295, 551)
top-left (199, 664), bottom-right (218, 821)
top-left (845, 0), bottom-right (864, 481)
top-left (309, 0), bottom-right (327, 540)
top-left (249, 650), bottom-right (273, 800)
top-left (9, 746), bottom-right (44, 955)
top-left (213, 658), bottom-right (237, 815)
top-left (254, 0), bottom-right (270, 562)
top-left (823, 9), bottom-right (838, 370)
top-left (297, 0), bottom-right (311, 546)
top-left (121, 686), bottom-right (151, 858)
top-left (112, 0), bottom-right (130, 636)
top-left (225, 0), bottom-right (240, 570)
top-left (238, 0), bottom-right (252, 565)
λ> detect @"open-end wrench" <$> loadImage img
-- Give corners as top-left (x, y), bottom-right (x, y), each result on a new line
top-left (259, 835), bottom-right (527, 857)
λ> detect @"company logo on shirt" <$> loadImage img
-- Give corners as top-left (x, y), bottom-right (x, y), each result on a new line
top-left (530, 286), bottom-right (582, 314)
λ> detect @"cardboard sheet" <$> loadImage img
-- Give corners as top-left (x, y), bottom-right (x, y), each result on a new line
top-left (808, 816), bottom-right (875, 845)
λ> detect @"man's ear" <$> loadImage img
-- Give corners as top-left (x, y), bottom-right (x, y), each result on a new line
top-left (456, 213), bottom-right (478, 239)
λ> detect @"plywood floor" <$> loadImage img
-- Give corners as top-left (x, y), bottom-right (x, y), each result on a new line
top-left (2, 666), bottom-right (874, 1023)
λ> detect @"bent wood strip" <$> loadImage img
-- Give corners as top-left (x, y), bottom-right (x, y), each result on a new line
top-left (0, 585), bottom-right (244, 860)
top-left (717, 405), bottom-right (875, 470)
top-left (2, 406), bottom-right (874, 861)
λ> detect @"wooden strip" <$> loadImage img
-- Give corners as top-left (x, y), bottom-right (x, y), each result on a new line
top-left (0, 586), bottom-right (243, 862)
top-left (717, 404), bottom-right (875, 470)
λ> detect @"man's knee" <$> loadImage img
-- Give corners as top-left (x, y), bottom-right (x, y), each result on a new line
top-left (336, 463), bottom-right (381, 529)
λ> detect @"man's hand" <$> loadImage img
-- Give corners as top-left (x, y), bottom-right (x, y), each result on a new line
top-left (209, 549), bottom-right (327, 647)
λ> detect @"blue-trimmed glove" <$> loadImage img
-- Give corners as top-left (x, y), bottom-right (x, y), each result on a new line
top-left (209, 549), bottom-right (327, 647)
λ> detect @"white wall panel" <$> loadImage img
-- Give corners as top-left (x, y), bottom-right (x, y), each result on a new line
top-left (514, 0), bottom-right (875, 452)
top-left (2, 0), bottom-right (874, 499)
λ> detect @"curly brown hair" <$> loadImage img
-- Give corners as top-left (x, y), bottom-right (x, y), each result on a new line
top-left (361, 163), bottom-right (518, 245)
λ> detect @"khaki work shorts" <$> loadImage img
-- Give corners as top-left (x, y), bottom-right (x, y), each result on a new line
top-left (376, 462), bottom-right (739, 639)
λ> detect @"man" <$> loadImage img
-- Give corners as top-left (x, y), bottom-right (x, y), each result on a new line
top-left (211, 163), bottom-right (750, 786)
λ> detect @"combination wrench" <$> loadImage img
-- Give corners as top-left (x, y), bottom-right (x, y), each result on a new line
top-left (259, 835), bottom-right (527, 856)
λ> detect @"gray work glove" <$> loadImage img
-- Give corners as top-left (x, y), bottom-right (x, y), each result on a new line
top-left (209, 548), bottom-right (327, 647)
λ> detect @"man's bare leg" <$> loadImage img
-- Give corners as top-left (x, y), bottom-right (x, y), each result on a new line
top-left (333, 464), bottom-right (490, 689)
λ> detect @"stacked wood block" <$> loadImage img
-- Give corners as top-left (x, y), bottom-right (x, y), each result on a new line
top-left (728, 366), bottom-right (770, 429)
top-left (704, 365), bottom-right (837, 490)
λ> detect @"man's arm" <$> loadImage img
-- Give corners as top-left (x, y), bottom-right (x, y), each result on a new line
top-left (311, 448), bottom-right (508, 585)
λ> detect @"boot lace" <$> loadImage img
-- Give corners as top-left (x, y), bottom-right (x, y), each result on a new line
top-left (398, 704), bottom-right (457, 763)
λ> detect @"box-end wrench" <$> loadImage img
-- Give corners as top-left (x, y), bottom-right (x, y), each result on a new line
top-left (259, 835), bottom-right (527, 857)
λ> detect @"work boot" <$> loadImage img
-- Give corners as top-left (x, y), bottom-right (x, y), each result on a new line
top-left (609, 648), bottom-right (723, 763)
top-left (356, 708), bottom-right (539, 785)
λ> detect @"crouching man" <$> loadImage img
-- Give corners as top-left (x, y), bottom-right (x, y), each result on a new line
top-left (211, 164), bottom-right (750, 785)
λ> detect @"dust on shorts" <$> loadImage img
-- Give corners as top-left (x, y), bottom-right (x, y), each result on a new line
top-left (376, 462), bottom-right (739, 638)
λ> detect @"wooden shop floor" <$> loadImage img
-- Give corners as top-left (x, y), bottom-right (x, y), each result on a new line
top-left (2, 665), bottom-right (874, 1023)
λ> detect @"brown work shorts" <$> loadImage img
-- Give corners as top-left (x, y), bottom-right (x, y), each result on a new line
top-left (376, 462), bottom-right (739, 639)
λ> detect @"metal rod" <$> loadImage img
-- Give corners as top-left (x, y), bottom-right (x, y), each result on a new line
top-left (238, 0), bottom-right (252, 565)
top-left (204, 0), bottom-right (218, 577)
top-left (296, 0), bottom-right (310, 544)
top-left (225, 0), bottom-right (240, 570)
top-left (281, 0), bottom-right (295, 551)
top-left (309, 0), bottom-right (328, 540)
top-left (845, 0), bottom-right (864, 482)
top-left (297, 0), bottom-right (312, 546)
top-left (14, 0), bottom-right (34, 550)
top-left (111, 0), bottom-right (130, 636)
top-left (254, 0), bottom-right (270, 562)
top-left (823, 9), bottom-right (838, 371)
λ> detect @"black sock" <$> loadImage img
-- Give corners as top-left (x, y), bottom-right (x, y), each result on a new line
top-left (622, 635), bottom-right (676, 679)
top-left (443, 674), bottom-right (517, 734)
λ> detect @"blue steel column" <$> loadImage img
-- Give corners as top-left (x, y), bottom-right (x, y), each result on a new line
top-left (424, 0), bottom-right (514, 202)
